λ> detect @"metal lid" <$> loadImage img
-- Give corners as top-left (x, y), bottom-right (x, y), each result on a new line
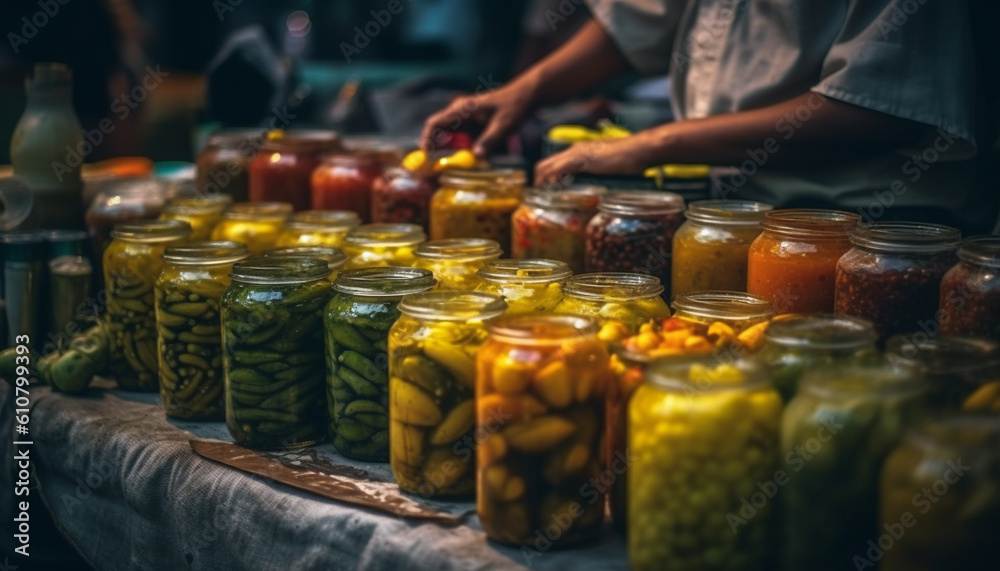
top-left (334, 266), bottom-right (436, 297)
top-left (230, 256), bottom-right (331, 285)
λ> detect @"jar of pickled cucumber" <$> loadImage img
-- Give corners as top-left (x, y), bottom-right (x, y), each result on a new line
top-left (757, 313), bottom-right (879, 402)
top-left (413, 238), bottom-right (502, 291)
top-left (221, 257), bottom-right (333, 449)
top-left (155, 241), bottom-right (249, 419)
top-left (477, 315), bottom-right (609, 547)
top-left (781, 362), bottom-right (927, 571)
top-left (389, 291), bottom-right (506, 496)
top-left (274, 210), bottom-right (361, 249)
top-left (629, 355), bottom-right (782, 570)
top-left (210, 201), bottom-right (293, 255)
top-left (264, 246), bottom-right (347, 282)
top-left (104, 219), bottom-right (192, 391)
top-left (554, 273), bottom-right (670, 333)
top-left (159, 195), bottom-right (233, 241)
top-left (430, 169), bottom-right (526, 248)
top-left (886, 335), bottom-right (1000, 413)
top-left (341, 223), bottom-right (426, 269)
top-left (476, 259), bottom-right (572, 314)
top-left (511, 186), bottom-right (605, 273)
top-left (324, 267), bottom-right (436, 460)
top-left (879, 414), bottom-right (1000, 571)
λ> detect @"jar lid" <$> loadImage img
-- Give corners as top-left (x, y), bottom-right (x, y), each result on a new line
top-left (850, 222), bottom-right (962, 254)
top-left (486, 313), bottom-right (599, 343)
top-left (264, 246), bottom-right (347, 269)
top-left (285, 210), bottom-right (362, 232)
top-left (399, 291), bottom-right (506, 321)
top-left (163, 241), bottom-right (250, 265)
top-left (764, 314), bottom-right (877, 350)
top-left (598, 191), bottom-right (685, 216)
top-left (957, 235), bottom-right (1000, 268)
top-left (886, 334), bottom-right (1000, 378)
top-left (672, 291), bottom-right (774, 321)
top-left (345, 224), bottom-right (426, 247)
top-left (523, 186), bottom-right (605, 210)
top-left (800, 361), bottom-right (927, 398)
top-left (334, 266), bottom-right (436, 296)
top-left (223, 201), bottom-right (294, 220)
top-left (480, 259), bottom-right (573, 284)
top-left (762, 209), bottom-right (859, 238)
top-left (645, 353), bottom-right (771, 393)
top-left (439, 168), bottom-right (526, 188)
top-left (564, 273), bottom-right (664, 301)
top-left (164, 194), bottom-right (233, 215)
top-left (415, 239), bottom-right (503, 262)
top-left (230, 256), bottom-right (331, 284)
top-left (685, 200), bottom-right (773, 225)
top-left (111, 219), bottom-right (192, 242)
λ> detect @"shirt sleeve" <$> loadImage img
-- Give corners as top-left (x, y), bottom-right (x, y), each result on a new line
top-left (812, 0), bottom-right (977, 153)
top-left (586, 0), bottom-right (688, 75)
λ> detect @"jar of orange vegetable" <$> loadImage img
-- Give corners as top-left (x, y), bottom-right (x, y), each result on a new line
top-left (310, 151), bottom-right (383, 222)
top-left (430, 169), bottom-right (525, 247)
top-left (248, 130), bottom-right (341, 210)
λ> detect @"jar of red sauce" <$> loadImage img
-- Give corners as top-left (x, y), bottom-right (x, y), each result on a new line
top-left (249, 130), bottom-right (341, 210)
top-left (310, 151), bottom-right (383, 222)
top-left (940, 236), bottom-right (1000, 340)
top-left (371, 167), bottom-right (436, 228)
top-left (747, 210), bottom-right (859, 314)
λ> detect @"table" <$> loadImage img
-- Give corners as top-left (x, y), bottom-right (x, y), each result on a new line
top-left (0, 378), bottom-right (627, 570)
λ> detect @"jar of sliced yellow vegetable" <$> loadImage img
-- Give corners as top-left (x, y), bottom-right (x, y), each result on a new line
top-left (274, 210), bottom-right (361, 248)
top-left (554, 272), bottom-right (670, 333)
top-left (210, 201), bottom-right (292, 254)
top-left (476, 259), bottom-right (572, 314)
top-left (341, 223), bottom-right (426, 269)
top-left (430, 168), bottom-right (525, 247)
top-left (264, 245), bottom-right (347, 282)
top-left (159, 194), bottom-right (233, 241)
top-left (413, 238), bottom-right (502, 291)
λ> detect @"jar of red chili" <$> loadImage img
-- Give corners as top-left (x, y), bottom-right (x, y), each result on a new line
top-left (249, 130), bottom-right (341, 210)
top-left (940, 236), bottom-right (1000, 340)
top-left (196, 129), bottom-right (262, 201)
top-left (835, 222), bottom-right (961, 340)
top-left (511, 185), bottom-right (605, 273)
top-left (747, 210), bottom-right (859, 314)
top-left (371, 167), bottom-right (436, 227)
top-left (584, 191), bottom-right (685, 294)
top-left (310, 151), bottom-right (383, 222)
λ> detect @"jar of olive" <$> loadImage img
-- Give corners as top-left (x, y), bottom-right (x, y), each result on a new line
top-left (324, 267), bottom-right (436, 461)
top-left (413, 238), bottom-right (502, 291)
top-left (210, 201), bottom-right (293, 254)
top-left (476, 315), bottom-right (609, 547)
top-left (264, 246), bottom-right (347, 282)
top-left (781, 362), bottom-right (927, 571)
top-left (476, 259), bottom-right (572, 314)
top-left (629, 355), bottom-right (782, 570)
top-left (155, 241), bottom-right (249, 419)
top-left (221, 257), bottom-right (333, 449)
top-left (430, 168), bottom-right (526, 247)
top-left (274, 210), bottom-right (361, 249)
top-left (554, 273), bottom-right (671, 333)
top-left (886, 334), bottom-right (1000, 412)
top-left (341, 223), bottom-right (426, 269)
top-left (389, 291), bottom-right (506, 496)
top-left (104, 219), bottom-right (192, 391)
top-left (159, 195), bottom-right (233, 241)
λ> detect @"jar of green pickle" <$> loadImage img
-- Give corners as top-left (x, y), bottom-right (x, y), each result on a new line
top-left (221, 257), bottom-right (333, 449)
top-left (757, 314), bottom-right (879, 402)
top-left (264, 246), bottom-right (347, 282)
top-left (879, 414), bottom-right (1000, 571)
top-left (781, 362), bottom-right (927, 571)
top-left (629, 355), bottom-right (782, 570)
top-left (886, 334), bottom-right (1000, 413)
top-left (159, 195), bottom-right (233, 241)
top-left (389, 291), bottom-right (506, 496)
top-left (210, 201), bottom-right (292, 254)
top-left (413, 238), bottom-right (502, 291)
top-left (104, 219), bottom-right (192, 391)
top-left (274, 210), bottom-right (361, 249)
top-left (430, 168), bottom-right (526, 247)
top-left (324, 267), bottom-right (436, 461)
top-left (341, 223), bottom-right (426, 269)
top-left (155, 241), bottom-right (249, 419)
top-left (476, 259), bottom-right (572, 314)
top-left (554, 273), bottom-right (670, 333)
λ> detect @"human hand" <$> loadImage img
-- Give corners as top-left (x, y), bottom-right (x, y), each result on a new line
top-left (419, 84), bottom-right (534, 156)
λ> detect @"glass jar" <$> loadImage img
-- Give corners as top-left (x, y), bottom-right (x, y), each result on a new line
top-left (310, 151), bottom-right (383, 222)
top-left (104, 219), bottom-right (192, 391)
top-left (196, 129), bottom-right (262, 201)
top-left (210, 201), bottom-right (293, 255)
top-left (85, 178), bottom-right (169, 260)
top-left (747, 209), bottom-right (860, 314)
top-left (341, 223), bottom-right (426, 269)
top-left (628, 355), bottom-right (782, 570)
top-left (155, 241), bottom-right (249, 419)
top-left (221, 257), bottom-right (333, 449)
top-left (248, 130), bottom-right (341, 210)
top-left (757, 313), bottom-right (879, 402)
top-left (584, 191), bottom-right (685, 294)
top-left (324, 267), bottom-right (436, 460)
top-left (554, 273), bottom-right (671, 333)
top-left (781, 363), bottom-right (927, 571)
top-left (264, 246), bottom-right (347, 282)
top-left (389, 291), bottom-right (506, 495)
top-left (274, 210), bottom-right (360, 249)
top-left (886, 334), bottom-right (1000, 412)
top-left (879, 414), bottom-right (1000, 571)
top-left (430, 169), bottom-right (526, 248)
top-left (159, 195), bottom-right (233, 241)
top-left (476, 314), bottom-right (609, 547)
top-left (940, 236), bottom-right (1000, 340)
top-left (371, 166), bottom-right (436, 227)
top-left (476, 259), bottom-right (572, 314)
top-left (511, 186), bottom-right (605, 273)
top-left (413, 238), bottom-right (502, 291)
top-left (670, 199), bottom-right (772, 298)
top-left (835, 222), bottom-right (961, 339)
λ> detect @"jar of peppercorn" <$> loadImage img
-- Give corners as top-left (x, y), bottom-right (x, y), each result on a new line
top-left (310, 151), bottom-right (384, 222)
top-left (371, 167), bottom-right (437, 228)
top-left (511, 185), bottom-right (605, 273)
top-left (939, 235), bottom-right (1000, 340)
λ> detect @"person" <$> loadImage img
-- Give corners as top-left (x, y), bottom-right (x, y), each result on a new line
top-left (420, 0), bottom-right (999, 234)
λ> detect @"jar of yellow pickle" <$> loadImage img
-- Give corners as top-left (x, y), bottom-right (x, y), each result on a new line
top-left (476, 259), bottom-right (572, 314)
top-left (476, 314), bottom-right (609, 547)
top-left (430, 168), bottom-right (526, 248)
top-left (629, 355), bottom-right (782, 571)
top-left (155, 241), bottom-right (249, 419)
top-left (159, 194), bottom-right (233, 241)
top-left (264, 245), bottom-right (347, 282)
top-left (886, 334), bottom-right (1000, 413)
top-left (210, 201), bottom-right (292, 254)
top-left (341, 223), bottom-right (426, 269)
top-left (104, 219), bottom-right (192, 391)
top-left (274, 210), bottom-right (361, 249)
top-left (554, 273), bottom-right (670, 333)
top-left (389, 291), bottom-right (506, 496)
top-left (413, 238), bottom-right (502, 291)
